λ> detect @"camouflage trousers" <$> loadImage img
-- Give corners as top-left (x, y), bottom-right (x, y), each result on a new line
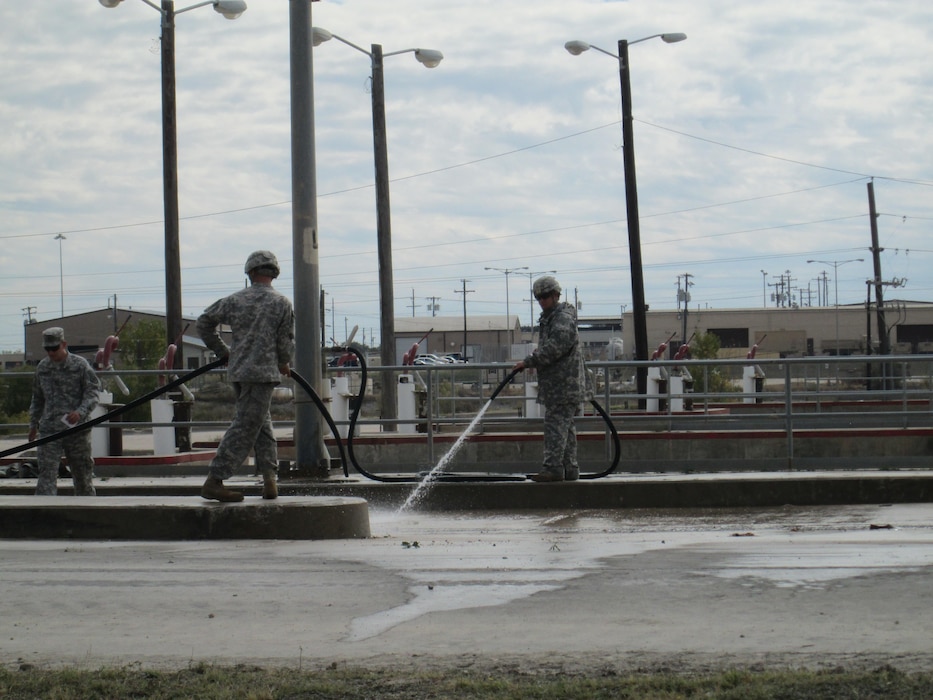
top-left (35, 431), bottom-right (96, 496)
top-left (209, 382), bottom-right (278, 481)
top-left (541, 401), bottom-right (579, 473)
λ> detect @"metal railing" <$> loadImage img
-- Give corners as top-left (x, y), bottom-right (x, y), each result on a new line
top-left (3, 355), bottom-right (933, 470)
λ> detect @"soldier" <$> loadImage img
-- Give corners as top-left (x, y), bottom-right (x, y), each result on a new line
top-left (28, 327), bottom-right (101, 495)
top-left (512, 276), bottom-right (587, 482)
top-left (197, 251), bottom-right (295, 502)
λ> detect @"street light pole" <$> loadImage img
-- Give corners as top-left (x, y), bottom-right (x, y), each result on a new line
top-left (312, 28), bottom-right (442, 430)
top-left (54, 234), bottom-right (66, 317)
top-left (161, 0), bottom-right (182, 366)
top-left (99, 0), bottom-right (248, 370)
top-left (760, 270), bottom-right (768, 309)
top-left (807, 258), bottom-right (864, 356)
top-left (370, 43), bottom-right (397, 429)
top-left (289, 0), bottom-right (326, 474)
top-left (485, 266), bottom-right (527, 354)
top-left (617, 38), bottom-right (649, 401)
top-left (565, 33), bottom-right (686, 407)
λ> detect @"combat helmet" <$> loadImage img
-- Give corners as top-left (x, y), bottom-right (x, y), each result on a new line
top-left (244, 250), bottom-right (280, 278)
top-left (533, 275), bottom-right (561, 298)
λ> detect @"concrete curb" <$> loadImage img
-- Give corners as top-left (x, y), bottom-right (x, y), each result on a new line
top-left (2, 470), bottom-right (931, 509)
top-left (0, 495), bottom-right (371, 540)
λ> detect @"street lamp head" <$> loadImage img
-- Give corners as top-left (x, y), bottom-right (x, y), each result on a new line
top-left (100, 0), bottom-right (246, 19)
top-left (213, 0), bottom-right (247, 20)
top-left (414, 49), bottom-right (444, 68)
top-left (564, 40), bottom-right (591, 56)
top-left (311, 26), bottom-right (333, 47)
top-left (660, 33), bottom-right (687, 43)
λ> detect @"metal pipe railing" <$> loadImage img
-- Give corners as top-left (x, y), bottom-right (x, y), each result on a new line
top-left (4, 355), bottom-right (933, 471)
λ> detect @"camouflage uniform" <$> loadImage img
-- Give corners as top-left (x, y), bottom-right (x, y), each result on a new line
top-left (198, 281), bottom-right (295, 481)
top-left (29, 351), bottom-right (101, 496)
top-left (522, 300), bottom-right (587, 478)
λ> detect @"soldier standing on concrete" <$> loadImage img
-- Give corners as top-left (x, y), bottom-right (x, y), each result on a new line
top-left (28, 327), bottom-right (101, 495)
top-left (512, 276), bottom-right (587, 482)
top-left (197, 251), bottom-right (295, 502)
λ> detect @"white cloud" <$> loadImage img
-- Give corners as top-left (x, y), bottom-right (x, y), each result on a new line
top-left (0, 0), bottom-right (930, 350)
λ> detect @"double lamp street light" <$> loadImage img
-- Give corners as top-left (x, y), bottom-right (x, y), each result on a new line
top-left (484, 266), bottom-right (527, 351)
top-left (311, 27), bottom-right (443, 426)
top-left (99, 0), bottom-right (248, 369)
top-left (565, 32), bottom-right (686, 404)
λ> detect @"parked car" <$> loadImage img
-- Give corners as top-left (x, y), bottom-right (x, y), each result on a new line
top-left (327, 356), bottom-right (359, 367)
top-left (444, 353), bottom-right (468, 363)
top-left (413, 354), bottom-right (447, 365)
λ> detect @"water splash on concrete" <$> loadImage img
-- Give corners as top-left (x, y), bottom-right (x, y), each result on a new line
top-left (398, 399), bottom-right (493, 512)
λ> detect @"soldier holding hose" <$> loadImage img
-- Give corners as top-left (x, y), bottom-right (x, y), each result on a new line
top-left (512, 276), bottom-right (587, 482)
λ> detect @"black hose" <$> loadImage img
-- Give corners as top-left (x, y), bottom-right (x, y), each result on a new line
top-left (0, 357), bottom-right (226, 460)
top-left (582, 398), bottom-right (621, 479)
top-left (339, 348), bottom-right (423, 482)
top-left (5, 355), bottom-right (621, 482)
top-left (329, 358), bottom-right (619, 482)
top-left (496, 369), bottom-right (621, 479)
top-left (287, 368), bottom-right (350, 478)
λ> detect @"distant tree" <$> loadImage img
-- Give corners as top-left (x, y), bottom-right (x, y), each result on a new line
top-left (117, 319), bottom-right (166, 372)
top-left (113, 319), bottom-right (166, 421)
top-left (690, 332), bottom-right (721, 360)
top-left (689, 332), bottom-right (732, 396)
top-left (0, 366), bottom-right (33, 430)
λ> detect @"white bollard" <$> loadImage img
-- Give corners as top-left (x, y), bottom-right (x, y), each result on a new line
top-left (151, 398), bottom-right (176, 455)
top-left (397, 374), bottom-right (416, 434)
top-left (524, 381), bottom-right (540, 418)
top-left (331, 376), bottom-right (352, 438)
top-left (90, 391), bottom-right (113, 458)
top-left (743, 365), bottom-right (761, 404)
top-left (669, 375), bottom-right (684, 413)
top-left (647, 365), bottom-right (663, 412)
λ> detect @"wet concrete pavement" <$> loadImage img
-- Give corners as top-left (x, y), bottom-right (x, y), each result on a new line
top-left (2, 502), bottom-right (932, 671)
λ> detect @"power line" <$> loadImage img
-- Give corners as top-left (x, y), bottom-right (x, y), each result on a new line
top-left (5, 117), bottom-right (931, 241)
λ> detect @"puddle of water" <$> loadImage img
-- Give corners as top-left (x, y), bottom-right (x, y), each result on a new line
top-left (346, 582), bottom-right (560, 641)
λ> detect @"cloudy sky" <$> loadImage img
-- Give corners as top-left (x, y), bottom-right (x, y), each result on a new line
top-left (1, 0), bottom-right (931, 353)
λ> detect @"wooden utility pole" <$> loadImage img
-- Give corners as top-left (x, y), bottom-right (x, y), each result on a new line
top-left (454, 280), bottom-right (475, 361)
top-left (867, 180), bottom-right (889, 356)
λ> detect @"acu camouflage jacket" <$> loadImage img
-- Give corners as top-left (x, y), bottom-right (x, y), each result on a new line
top-left (197, 282), bottom-right (295, 384)
top-left (522, 301), bottom-right (587, 405)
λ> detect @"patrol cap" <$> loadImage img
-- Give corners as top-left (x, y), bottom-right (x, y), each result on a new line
top-left (42, 327), bottom-right (65, 350)
top-left (244, 250), bottom-right (280, 278)
top-left (533, 275), bottom-right (561, 298)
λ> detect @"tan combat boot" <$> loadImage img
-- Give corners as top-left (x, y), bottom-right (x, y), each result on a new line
top-left (262, 470), bottom-right (278, 500)
top-left (201, 477), bottom-right (244, 503)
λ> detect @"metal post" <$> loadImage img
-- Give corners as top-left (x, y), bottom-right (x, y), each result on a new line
top-left (455, 279), bottom-right (474, 360)
top-left (833, 261), bottom-right (840, 356)
top-left (161, 0), bottom-right (183, 370)
top-left (371, 44), bottom-right (398, 430)
top-left (618, 39), bottom-right (649, 405)
top-left (55, 234), bottom-right (66, 317)
top-left (289, 0), bottom-right (325, 473)
top-left (868, 181), bottom-right (889, 356)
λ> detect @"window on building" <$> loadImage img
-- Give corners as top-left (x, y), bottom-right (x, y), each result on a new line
top-left (706, 328), bottom-right (749, 349)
